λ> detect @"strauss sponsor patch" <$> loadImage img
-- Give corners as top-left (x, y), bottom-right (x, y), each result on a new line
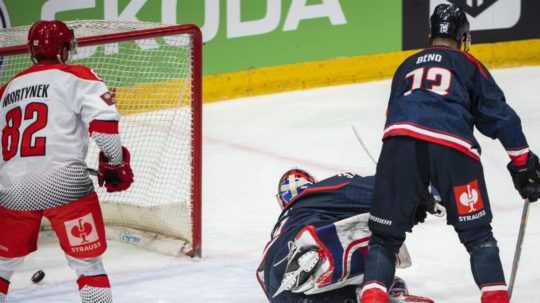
top-left (65, 212), bottom-right (99, 247)
top-left (453, 179), bottom-right (485, 216)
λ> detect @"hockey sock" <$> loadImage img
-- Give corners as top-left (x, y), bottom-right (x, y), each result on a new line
top-left (0, 256), bottom-right (23, 303)
top-left (363, 234), bottom-right (399, 290)
top-left (469, 241), bottom-right (506, 289)
top-left (77, 275), bottom-right (112, 303)
top-left (0, 277), bottom-right (8, 303)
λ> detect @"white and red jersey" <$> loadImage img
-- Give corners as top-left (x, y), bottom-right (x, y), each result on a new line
top-left (0, 62), bottom-right (122, 211)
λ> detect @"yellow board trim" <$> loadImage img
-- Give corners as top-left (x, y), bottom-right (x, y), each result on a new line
top-left (115, 79), bottom-right (191, 115)
top-left (204, 39), bottom-right (540, 103)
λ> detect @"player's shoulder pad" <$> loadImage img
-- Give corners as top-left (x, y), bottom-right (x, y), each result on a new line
top-left (462, 52), bottom-right (489, 78)
top-left (61, 64), bottom-right (104, 82)
top-left (397, 49), bottom-right (427, 70)
top-left (454, 50), bottom-right (489, 79)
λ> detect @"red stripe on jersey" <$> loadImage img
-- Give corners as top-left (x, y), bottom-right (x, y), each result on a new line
top-left (9, 63), bottom-right (103, 83)
top-left (89, 120), bottom-right (119, 134)
top-left (62, 64), bottom-right (103, 81)
top-left (384, 127), bottom-right (481, 161)
top-left (77, 275), bottom-right (110, 290)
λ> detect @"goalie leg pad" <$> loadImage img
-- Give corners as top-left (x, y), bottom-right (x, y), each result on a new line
top-left (272, 246), bottom-right (321, 298)
top-left (276, 214), bottom-right (373, 297)
top-left (45, 192), bottom-right (107, 259)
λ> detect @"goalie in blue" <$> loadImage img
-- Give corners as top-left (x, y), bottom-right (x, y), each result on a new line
top-left (257, 169), bottom-right (440, 303)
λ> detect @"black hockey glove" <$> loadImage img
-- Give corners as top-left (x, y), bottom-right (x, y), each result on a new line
top-left (507, 152), bottom-right (540, 202)
top-left (414, 190), bottom-right (439, 225)
top-left (414, 204), bottom-right (428, 225)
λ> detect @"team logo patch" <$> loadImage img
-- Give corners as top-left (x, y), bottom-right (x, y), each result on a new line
top-left (100, 88), bottom-right (116, 105)
top-left (65, 213), bottom-right (99, 247)
top-left (453, 179), bottom-right (484, 215)
top-left (440, 22), bottom-right (450, 33)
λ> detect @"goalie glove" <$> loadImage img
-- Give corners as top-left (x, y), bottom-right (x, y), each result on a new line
top-left (98, 146), bottom-right (134, 192)
top-left (507, 151), bottom-right (540, 202)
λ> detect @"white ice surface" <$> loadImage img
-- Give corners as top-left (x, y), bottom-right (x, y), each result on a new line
top-left (8, 66), bottom-right (540, 302)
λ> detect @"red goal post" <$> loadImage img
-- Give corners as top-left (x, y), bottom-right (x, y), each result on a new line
top-left (0, 21), bottom-right (202, 257)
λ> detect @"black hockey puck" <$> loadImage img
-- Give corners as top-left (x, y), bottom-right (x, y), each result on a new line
top-left (31, 270), bottom-right (45, 284)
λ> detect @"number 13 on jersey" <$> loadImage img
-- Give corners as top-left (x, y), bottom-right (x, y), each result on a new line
top-left (404, 67), bottom-right (452, 96)
top-left (2, 103), bottom-right (48, 161)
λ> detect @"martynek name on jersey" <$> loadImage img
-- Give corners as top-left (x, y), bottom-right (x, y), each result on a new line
top-left (2, 84), bottom-right (49, 108)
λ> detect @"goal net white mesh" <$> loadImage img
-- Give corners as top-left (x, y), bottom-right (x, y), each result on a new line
top-left (0, 21), bottom-right (202, 257)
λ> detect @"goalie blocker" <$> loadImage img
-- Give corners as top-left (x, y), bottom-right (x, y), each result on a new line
top-left (256, 170), bottom-right (435, 303)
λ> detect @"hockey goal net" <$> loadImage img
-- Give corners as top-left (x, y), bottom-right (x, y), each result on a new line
top-left (0, 21), bottom-right (202, 257)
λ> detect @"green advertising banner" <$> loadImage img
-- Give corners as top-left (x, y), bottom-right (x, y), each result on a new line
top-left (1, 0), bottom-right (402, 75)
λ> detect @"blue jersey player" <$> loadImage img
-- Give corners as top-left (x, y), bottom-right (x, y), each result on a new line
top-left (360, 4), bottom-right (540, 303)
top-left (257, 169), bottom-right (435, 303)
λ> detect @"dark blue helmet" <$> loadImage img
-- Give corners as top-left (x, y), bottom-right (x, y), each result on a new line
top-left (430, 4), bottom-right (471, 50)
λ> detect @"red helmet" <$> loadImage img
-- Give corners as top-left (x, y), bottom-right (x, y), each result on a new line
top-left (27, 20), bottom-right (75, 62)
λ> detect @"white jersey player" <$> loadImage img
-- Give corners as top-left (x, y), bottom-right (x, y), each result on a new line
top-left (0, 20), bottom-right (133, 303)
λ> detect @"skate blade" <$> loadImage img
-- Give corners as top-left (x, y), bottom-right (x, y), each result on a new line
top-left (272, 250), bottom-right (320, 298)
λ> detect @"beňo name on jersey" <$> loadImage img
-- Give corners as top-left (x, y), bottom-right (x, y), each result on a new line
top-left (416, 53), bottom-right (442, 64)
top-left (2, 83), bottom-right (49, 108)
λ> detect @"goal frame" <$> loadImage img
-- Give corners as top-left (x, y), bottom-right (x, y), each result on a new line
top-left (0, 23), bottom-right (203, 257)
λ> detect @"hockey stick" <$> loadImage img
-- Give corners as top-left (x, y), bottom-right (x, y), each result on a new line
top-left (508, 198), bottom-right (531, 300)
top-left (351, 125), bottom-right (446, 218)
top-left (351, 125), bottom-right (378, 166)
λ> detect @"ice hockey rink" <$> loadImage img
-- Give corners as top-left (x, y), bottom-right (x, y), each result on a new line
top-left (7, 66), bottom-right (540, 302)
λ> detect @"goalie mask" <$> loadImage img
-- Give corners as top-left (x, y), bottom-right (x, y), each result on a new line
top-left (276, 169), bottom-right (316, 210)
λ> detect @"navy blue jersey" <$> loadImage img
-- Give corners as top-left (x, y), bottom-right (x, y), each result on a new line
top-left (257, 173), bottom-right (374, 302)
top-left (280, 173), bottom-right (374, 236)
top-left (384, 46), bottom-right (529, 161)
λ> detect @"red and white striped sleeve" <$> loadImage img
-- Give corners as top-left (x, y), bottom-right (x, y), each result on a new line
top-left (67, 65), bottom-right (123, 165)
